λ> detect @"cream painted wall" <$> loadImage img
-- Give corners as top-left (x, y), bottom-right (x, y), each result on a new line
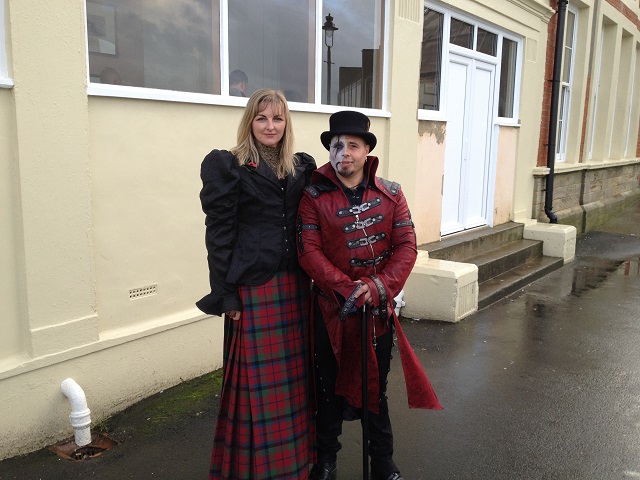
top-left (0, 0), bottom-right (229, 459)
top-left (385, 1), bottom-right (424, 208)
top-left (415, 121), bottom-right (446, 244)
top-left (9, 1), bottom-right (97, 353)
top-left (88, 98), bottom-right (235, 332)
top-left (0, 316), bottom-right (221, 459)
top-left (513, 23), bottom-right (554, 222)
top-left (0, 89), bottom-right (24, 364)
top-left (494, 127), bottom-right (519, 225)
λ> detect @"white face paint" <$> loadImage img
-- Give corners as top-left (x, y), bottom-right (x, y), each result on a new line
top-left (329, 135), bottom-right (347, 171)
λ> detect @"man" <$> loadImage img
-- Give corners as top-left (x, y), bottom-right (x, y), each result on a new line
top-left (229, 69), bottom-right (248, 97)
top-left (297, 111), bottom-right (442, 480)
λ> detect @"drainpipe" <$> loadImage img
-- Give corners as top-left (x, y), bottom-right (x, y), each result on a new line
top-left (545, 0), bottom-right (569, 224)
top-left (61, 378), bottom-right (92, 446)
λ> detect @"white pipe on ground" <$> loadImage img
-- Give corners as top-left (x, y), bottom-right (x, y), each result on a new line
top-left (60, 378), bottom-right (92, 446)
top-left (394, 290), bottom-right (406, 317)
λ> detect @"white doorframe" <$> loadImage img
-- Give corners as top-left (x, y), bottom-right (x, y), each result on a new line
top-left (441, 50), bottom-right (497, 236)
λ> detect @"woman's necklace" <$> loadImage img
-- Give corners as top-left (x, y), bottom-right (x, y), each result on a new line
top-left (256, 143), bottom-right (284, 178)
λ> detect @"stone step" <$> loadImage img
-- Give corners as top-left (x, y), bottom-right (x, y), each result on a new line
top-left (478, 255), bottom-right (564, 309)
top-left (471, 238), bottom-right (543, 283)
top-left (420, 222), bottom-right (525, 262)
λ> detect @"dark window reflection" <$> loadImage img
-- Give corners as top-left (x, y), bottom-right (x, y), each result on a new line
top-left (322, 0), bottom-right (384, 108)
top-left (419, 8), bottom-right (443, 111)
top-left (450, 18), bottom-right (473, 49)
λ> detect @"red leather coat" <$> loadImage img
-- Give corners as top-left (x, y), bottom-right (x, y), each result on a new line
top-left (297, 157), bottom-right (442, 412)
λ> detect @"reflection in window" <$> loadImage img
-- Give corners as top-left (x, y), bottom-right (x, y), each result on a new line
top-left (557, 10), bottom-right (576, 161)
top-left (498, 38), bottom-right (517, 118)
top-left (86, 0), bottom-right (220, 94)
top-left (450, 18), bottom-right (473, 49)
top-left (229, 0), bottom-right (314, 101)
top-left (477, 28), bottom-right (497, 56)
top-left (419, 8), bottom-right (443, 111)
top-left (561, 10), bottom-right (575, 84)
top-left (0, 0), bottom-right (8, 82)
top-left (86, 1), bottom-right (387, 107)
top-left (322, 0), bottom-right (384, 108)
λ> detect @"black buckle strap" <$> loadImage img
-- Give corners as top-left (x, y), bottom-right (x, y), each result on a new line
top-left (350, 250), bottom-right (390, 268)
top-left (368, 274), bottom-right (387, 318)
top-left (343, 214), bottom-right (384, 233)
top-left (347, 232), bottom-right (387, 249)
top-left (339, 283), bottom-right (363, 320)
top-left (336, 198), bottom-right (382, 217)
top-left (393, 219), bottom-right (414, 228)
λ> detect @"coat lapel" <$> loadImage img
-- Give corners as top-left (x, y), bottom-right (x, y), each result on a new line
top-left (255, 157), bottom-right (280, 185)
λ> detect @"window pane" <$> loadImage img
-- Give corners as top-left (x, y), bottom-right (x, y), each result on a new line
top-left (562, 11), bottom-right (575, 84)
top-left (477, 28), bottom-right (497, 56)
top-left (419, 8), bottom-right (443, 110)
top-left (229, 0), bottom-right (314, 101)
top-left (498, 38), bottom-right (517, 118)
top-left (87, 1), bottom-right (220, 94)
top-left (322, 0), bottom-right (384, 108)
top-left (450, 18), bottom-right (473, 50)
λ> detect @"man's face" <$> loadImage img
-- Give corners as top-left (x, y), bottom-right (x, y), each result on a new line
top-left (329, 134), bottom-right (370, 181)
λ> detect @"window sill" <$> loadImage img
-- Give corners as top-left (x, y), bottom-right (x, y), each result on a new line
top-left (0, 77), bottom-right (14, 88)
top-left (87, 83), bottom-right (391, 118)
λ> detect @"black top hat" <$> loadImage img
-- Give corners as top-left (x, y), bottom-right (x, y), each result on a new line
top-left (320, 111), bottom-right (377, 152)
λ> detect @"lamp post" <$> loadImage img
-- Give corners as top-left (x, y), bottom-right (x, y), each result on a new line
top-left (322, 13), bottom-right (338, 104)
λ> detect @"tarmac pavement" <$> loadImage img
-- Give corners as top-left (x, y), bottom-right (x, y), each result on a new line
top-left (1, 199), bottom-right (640, 480)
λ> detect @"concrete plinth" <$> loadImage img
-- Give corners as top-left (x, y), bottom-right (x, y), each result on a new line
top-left (402, 252), bottom-right (478, 322)
top-left (523, 223), bottom-right (577, 263)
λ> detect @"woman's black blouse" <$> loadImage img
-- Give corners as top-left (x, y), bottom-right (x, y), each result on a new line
top-left (196, 149), bottom-right (316, 316)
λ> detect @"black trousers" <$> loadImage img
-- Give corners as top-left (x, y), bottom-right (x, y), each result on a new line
top-left (313, 299), bottom-right (397, 475)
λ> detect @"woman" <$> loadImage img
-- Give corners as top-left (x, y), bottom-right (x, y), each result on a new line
top-left (197, 89), bottom-right (316, 479)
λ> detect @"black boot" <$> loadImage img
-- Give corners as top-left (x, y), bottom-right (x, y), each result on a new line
top-left (309, 460), bottom-right (337, 480)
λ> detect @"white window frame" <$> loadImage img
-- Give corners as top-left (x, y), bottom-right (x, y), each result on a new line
top-left (556, 6), bottom-right (577, 162)
top-left (86, 0), bottom-right (391, 116)
top-left (418, 1), bottom-right (522, 127)
top-left (624, 44), bottom-right (638, 158)
top-left (0, 0), bottom-right (12, 88)
top-left (588, 27), bottom-right (604, 160)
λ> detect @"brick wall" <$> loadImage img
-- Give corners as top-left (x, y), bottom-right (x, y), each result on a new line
top-left (537, 1), bottom-right (559, 167)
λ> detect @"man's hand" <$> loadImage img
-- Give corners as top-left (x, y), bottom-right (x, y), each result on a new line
top-left (354, 281), bottom-right (373, 305)
top-left (225, 310), bottom-right (241, 321)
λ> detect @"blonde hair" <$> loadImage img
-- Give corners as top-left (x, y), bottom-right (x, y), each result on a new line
top-left (231, 89), bottom-right (297, 178)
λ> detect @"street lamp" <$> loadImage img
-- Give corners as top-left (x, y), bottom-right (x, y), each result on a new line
top-left (322, 13), bottom-right (338, 104)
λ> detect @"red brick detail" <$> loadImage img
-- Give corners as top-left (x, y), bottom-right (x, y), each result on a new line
top-left (605, 0), bottom-right (640, 30)
top-left (537, 2), bottom-right (560, 167)
top-left (579, 74), bottom-right (591, 162)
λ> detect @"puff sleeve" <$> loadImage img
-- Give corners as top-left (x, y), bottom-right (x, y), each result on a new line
top-left (196, 150), bottom-right (242, 316)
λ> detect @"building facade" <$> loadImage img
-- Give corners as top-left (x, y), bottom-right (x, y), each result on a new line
top-left (0, 0), bottom-right (638, 459)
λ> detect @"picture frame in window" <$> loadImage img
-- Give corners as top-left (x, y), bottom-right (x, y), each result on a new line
top-left (87, 1), bottom-right (117, 56)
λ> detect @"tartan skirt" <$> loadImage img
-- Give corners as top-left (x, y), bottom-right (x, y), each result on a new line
top-left (210, 270), bottom-right (313, 480)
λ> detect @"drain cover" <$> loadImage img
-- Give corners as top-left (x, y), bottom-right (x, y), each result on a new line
top-left (48, 433), bottom-right (118, 461)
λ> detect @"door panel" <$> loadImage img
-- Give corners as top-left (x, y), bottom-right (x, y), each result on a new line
top-left (441, 53), bottom-right (496, 236)
top-left (464, 61), bottom-right (494, 228)
top-left (441, 57), bottom-right (470, 235)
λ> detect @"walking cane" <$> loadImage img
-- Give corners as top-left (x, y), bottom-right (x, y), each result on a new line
top-left (361, 304), bottom-right (369, 480)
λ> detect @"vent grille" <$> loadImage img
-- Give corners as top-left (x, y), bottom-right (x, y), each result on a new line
top-left (129, 284), bottom-right (157, 300)
top-left (398, 0), bottom-right (420, 23)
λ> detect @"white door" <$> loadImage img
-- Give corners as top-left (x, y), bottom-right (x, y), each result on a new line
top-left (441, 52), bottom-right (496, 236)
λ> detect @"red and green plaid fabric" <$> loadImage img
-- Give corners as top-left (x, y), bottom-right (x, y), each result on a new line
top-left (210, 270), bottom-right (314, 479)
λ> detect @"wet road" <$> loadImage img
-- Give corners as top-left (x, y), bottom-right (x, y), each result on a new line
top-left (1, 200), bottom-right (640, 479)
top-left (336, 207), bottom-right (640, 479)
